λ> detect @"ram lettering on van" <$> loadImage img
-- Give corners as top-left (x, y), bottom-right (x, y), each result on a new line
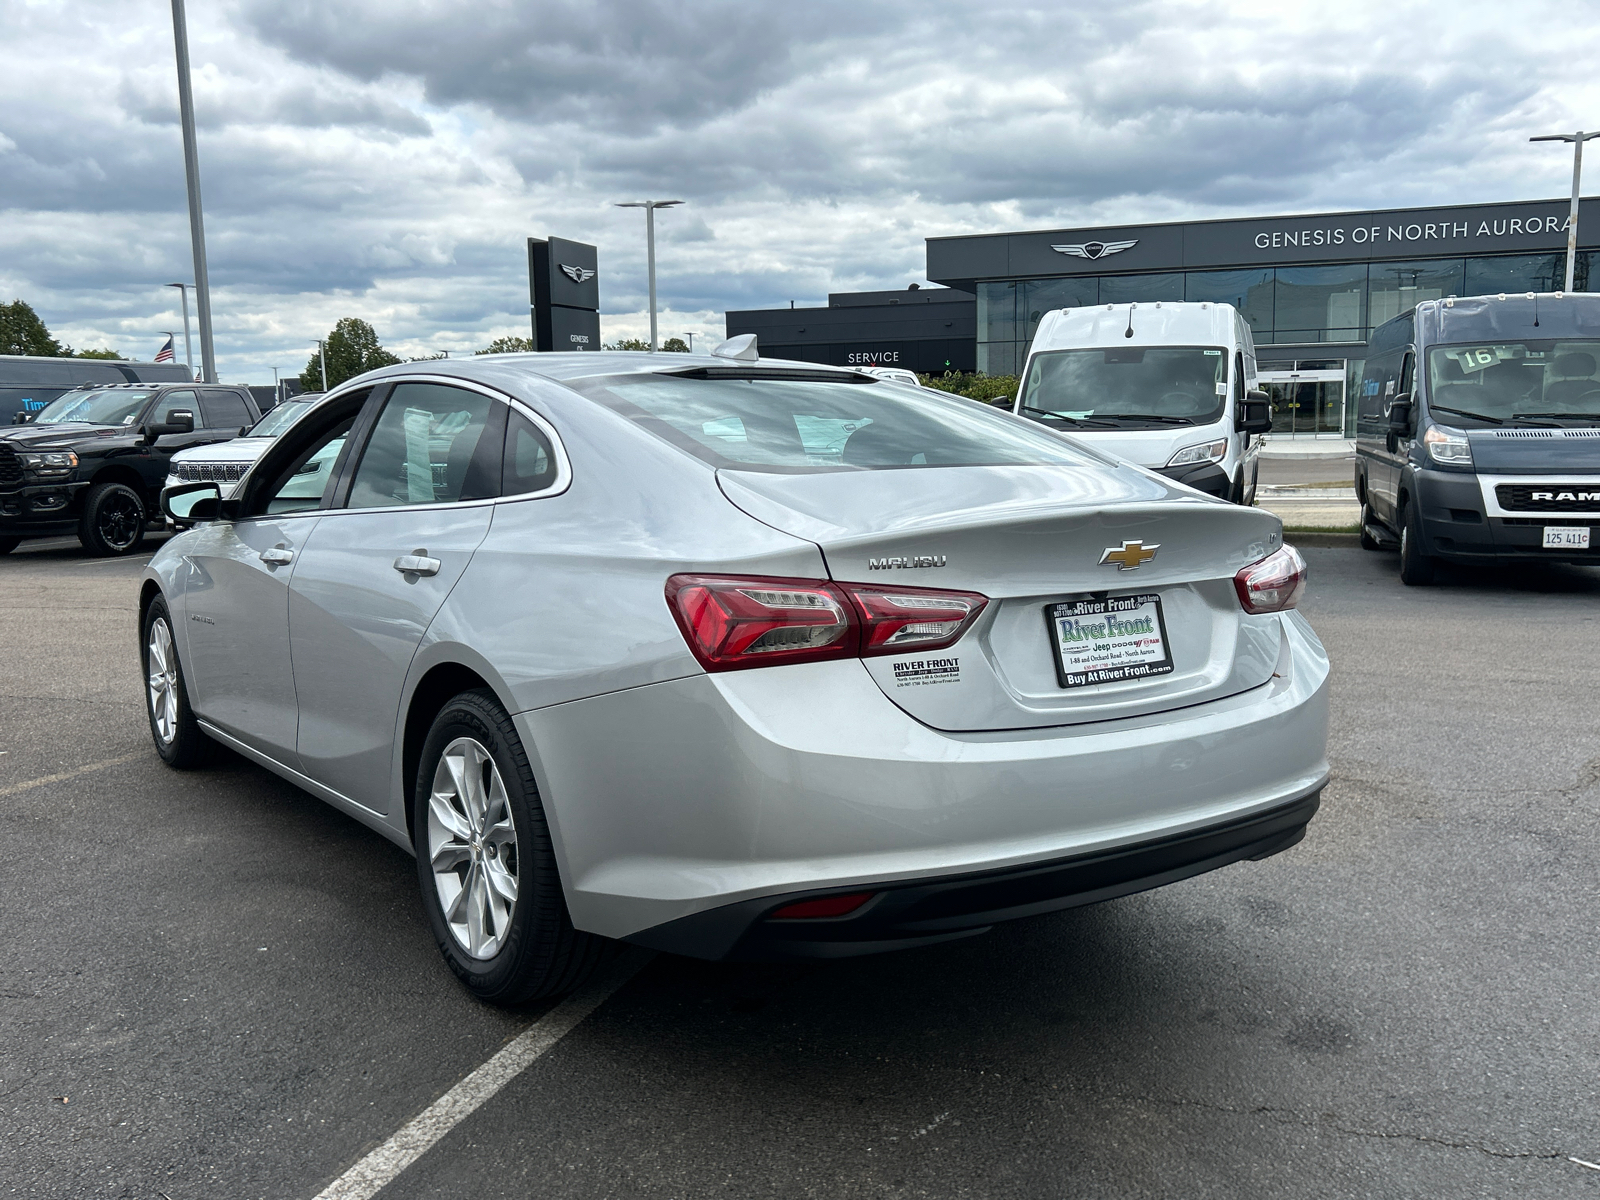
top-left (1532, 491), bottom-right (1600, 502)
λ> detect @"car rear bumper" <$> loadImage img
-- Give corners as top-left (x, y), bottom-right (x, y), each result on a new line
top-left (518, 609), bottom-right (1330, 950)
top-left (627, 788), bottom-right (1320, 960)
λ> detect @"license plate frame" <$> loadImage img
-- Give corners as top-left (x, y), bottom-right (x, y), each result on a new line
top-left (1542, 525), bottom-right (1591, 550)
top-left (1045, 592), bottom-right (1175, 690)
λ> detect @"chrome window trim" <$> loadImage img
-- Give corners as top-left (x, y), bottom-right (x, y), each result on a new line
top-left (328, 373), bottom-right (574, 518)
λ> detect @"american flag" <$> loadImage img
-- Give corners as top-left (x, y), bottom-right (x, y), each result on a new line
top-left (154, 334), bottom-right (176, 363)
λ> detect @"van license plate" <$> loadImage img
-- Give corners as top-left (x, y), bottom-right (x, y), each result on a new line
top-left (1046, 593), bottom-right (1174, 689)
top-left (1542, 526), bottom-right (1591, 549)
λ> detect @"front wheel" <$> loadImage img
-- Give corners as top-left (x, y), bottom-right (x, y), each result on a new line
top-left (142, 597), bottom-right (216, 767)
top-left (414, 690), bottom-right (603, 1005)
top-left (1398, 501), bottom-right (1436, 586)
top-left (79, 482), bottom-right (147, 556)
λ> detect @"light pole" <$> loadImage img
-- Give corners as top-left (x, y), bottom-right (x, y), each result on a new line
top-left (1530, 129), bottom-right (1600, 292)
top-left (166, 283), bottom-right (194, 377)
top-left (615, 199), bottom-right (683, 350)
top-left (169, 0), bottom-right (217, 383)
top-left (683, 332), bottom-right (697, 352)
top-left (312, 340), bottom-right (327, 392)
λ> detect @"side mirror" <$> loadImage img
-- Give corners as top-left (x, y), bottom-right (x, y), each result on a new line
top-left (162, 481), bottom-right (222, 524)
top-left (12, 410), bottom-right (33, 425)
top-left (144, 410), bottom-right (196, 443)
top-left (1237, 390), bottom-right (1273, 434)
top-left (1387, 396), bottom-right (1413, 435)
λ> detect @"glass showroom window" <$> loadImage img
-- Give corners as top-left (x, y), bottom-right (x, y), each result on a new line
top-left (1021, 276), bottom-right (1099, 343)
top-left (1274, 263), bottom-right (1367, 343)
top-left (1464, 253), bottom-right (1566, 295)
top-left (1098, 273), bottom-right (1184, 305)
top-left (1184, 268), bottom-right (1274, 336)
top-left (976, 280), bottom-right (1019, 377)
top-left (1367, 259), bottom-right (1465, 327)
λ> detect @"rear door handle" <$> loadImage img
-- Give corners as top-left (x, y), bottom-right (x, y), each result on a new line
top-left (394, 554), bottom-right (441, 576)
top-left (259, 546), bottom-right (294, 565)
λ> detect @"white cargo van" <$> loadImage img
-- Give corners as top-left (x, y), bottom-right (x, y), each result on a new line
top-left (1012, 302), bottom-right (1272, 504)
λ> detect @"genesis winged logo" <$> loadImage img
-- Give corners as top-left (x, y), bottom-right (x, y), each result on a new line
top-left (1051, 239), bottom-right (1138, 261)
top-left (1099, 540), bottom-right (1160, 570)
top-left (559, 263), bottom-right (596, 283)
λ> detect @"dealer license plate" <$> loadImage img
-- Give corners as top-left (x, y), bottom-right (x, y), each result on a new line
top-left (1542, 526), bottom-right (1591, 549)
top-left (1045, 593), bottom-right (1174, 689)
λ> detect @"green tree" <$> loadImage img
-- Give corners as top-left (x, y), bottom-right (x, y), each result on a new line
top-left (660, 336), bottom-right (690, 353)
top-left (300, 317), bottom-right (403, 390)
top-left (475, 336), bottom-right (534, 355)
top-left (0, 299), bottom-right (65, 357)
top-left (604, 337), bottom-right (651, 351)
top-left (75, 348), bottom-right (123, 360)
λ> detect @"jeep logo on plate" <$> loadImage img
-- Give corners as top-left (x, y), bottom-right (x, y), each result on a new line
top-left (868, 555), bottom-right (947, 570)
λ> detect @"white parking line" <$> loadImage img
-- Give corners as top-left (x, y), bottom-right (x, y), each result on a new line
top-left (312, 947), bottom-right (655, 1200)
top-left (0, 751), bottom-right (145, 798)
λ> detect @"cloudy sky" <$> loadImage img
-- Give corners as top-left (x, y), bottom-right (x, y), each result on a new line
top-left (3, 0), bottom-right (1599, 381)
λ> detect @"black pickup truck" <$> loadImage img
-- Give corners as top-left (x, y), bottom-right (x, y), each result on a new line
top-left (0, 382), bottom-right (261, 556)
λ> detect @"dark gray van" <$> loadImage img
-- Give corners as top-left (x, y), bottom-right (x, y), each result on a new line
top-left (0, 355), bottom-right (193, 425)
top-left (1355, 293), bottom-right (1600, 584)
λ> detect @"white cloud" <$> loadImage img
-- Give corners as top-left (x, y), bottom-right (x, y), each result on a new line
top-left (2, 0), bottom-right (1599, 380)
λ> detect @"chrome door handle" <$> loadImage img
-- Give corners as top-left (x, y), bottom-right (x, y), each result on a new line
top-left (393, 554), bottom-right (441, 576)
top-left (259, 547), bottom-right (294, 565)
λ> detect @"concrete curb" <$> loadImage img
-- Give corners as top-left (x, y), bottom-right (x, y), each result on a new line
top-left (1283, 531), bottom-right (1361, 548)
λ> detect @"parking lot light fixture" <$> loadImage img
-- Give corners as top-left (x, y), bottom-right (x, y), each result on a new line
top-left (1530, 130), bottom-right (1600, 292)
top-left (169, 0), bottom-right (217, 384)
top-left (615, 200), bottom-right (684, 351)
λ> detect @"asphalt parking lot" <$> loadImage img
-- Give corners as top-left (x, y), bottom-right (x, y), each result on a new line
top-left (3, 537), bottom-right (1599, 1199)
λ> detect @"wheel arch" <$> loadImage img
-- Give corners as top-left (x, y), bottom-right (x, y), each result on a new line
top-left (400, 657), bottom-right (514, 847)
top-left (88, 463), bottom-right (149, 497)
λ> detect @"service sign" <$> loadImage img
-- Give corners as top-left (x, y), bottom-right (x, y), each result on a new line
top-left (1046, 593), bottom-right (1174, 689)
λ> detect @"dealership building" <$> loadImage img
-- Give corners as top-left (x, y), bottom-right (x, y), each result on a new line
top-left (729, 196), bottom-right (1600, 438)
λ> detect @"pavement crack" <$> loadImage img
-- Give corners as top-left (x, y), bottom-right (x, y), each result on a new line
top-left (1114, 1092), bottom-right (1564, 1162)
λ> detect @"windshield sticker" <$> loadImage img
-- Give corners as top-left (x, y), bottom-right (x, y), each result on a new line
top-left (891, 657), bottom-right (961, 687)
top-left (1455, 347), bottom-right (1500, 374)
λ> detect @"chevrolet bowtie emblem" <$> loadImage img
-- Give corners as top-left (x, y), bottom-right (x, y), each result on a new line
top-left (1099, 540), bottom-right (1160, 570)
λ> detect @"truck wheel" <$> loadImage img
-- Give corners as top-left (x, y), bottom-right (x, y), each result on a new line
top-left (1398, 500), bottom-right (1436, 586)
top-left (0, 537), bottom-right (19, 555)
top-left (414, 689), bottom-right (604, 1005)
top-left (79, 482), bottom-right (146, 556)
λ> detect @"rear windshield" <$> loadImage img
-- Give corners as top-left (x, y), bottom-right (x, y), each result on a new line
top-left (1019, 347), bottom-right (1228, 427)
top-left (33, 388), bottom-right (152, 426)
top-left (580, 373), bottom-right (1098, 472)
top-left (1427, 340), bottom-right (1600, 424)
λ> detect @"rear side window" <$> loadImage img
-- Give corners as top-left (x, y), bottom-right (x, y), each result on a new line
top-left (200, 389), bottom-right (252, 430)
top-left (502, 410), bottom-right (559, 494)
top-left (582, 374), bottom-right (1096, 472)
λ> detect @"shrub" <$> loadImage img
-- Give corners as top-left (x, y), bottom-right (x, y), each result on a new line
top-left (918, 371), bottom-right (1018, 406)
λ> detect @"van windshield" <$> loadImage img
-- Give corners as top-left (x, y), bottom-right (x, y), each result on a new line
top-left (1427, 341), bottom-right (1600, 425)
top-left (1019, 347), bottom-right (1228, 427)
top-left (32, 388), bottom-right (152, 426)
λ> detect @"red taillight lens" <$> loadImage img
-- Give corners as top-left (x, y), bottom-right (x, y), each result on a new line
top-left (839, 581), bottom-right (988, 656)
top-left (769, 892), bottom-right (876, 919)
top-left (1233, 544), bottom-right (1307, 614)
top-left (665, 574), bottom-right (857, 671)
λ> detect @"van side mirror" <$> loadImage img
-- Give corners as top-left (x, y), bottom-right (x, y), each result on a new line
top-left (162, 481), bottom-right (222, 524)
top-left (1237, 390), bottom-right (1272, 435)
top-left (1387, 397), bottom-right (1413, 435)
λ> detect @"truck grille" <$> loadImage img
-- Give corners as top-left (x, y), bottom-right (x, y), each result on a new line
top-left (1496, 484), bottom-right (1600, 512)
top-left (174, 461), bottom-right (251, 483)
top-left (0, 443), bottom-right (22, 488)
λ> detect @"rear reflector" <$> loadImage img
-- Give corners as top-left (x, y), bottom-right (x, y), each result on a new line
top-left (666, 574), bottom-right (989, 672)
top-left (769, 892), bottom-right (876, 919)
top-left (1234, 544), bottom-right (1307, 614)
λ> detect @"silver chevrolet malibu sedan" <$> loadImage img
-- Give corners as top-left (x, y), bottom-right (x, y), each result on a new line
top-left (142, 344), bottom-right (1329, 1004)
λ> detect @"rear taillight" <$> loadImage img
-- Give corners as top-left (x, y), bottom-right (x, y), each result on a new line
top-left (769, 892), bottom-right (876, 919)
top-left (665, 574), bottom-right (989, 672)
top-left (841, 582), bottom-right (988, 656)
top-left (1233, 544), bottom-right (1307, 614)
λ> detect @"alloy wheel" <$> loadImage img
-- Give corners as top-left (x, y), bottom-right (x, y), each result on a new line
top-left (146, 618), bottom-right (179, 744)
top-left (427, 737), bottom-right (519, 960)
top-left (99, 493), bottom-right (142, 551)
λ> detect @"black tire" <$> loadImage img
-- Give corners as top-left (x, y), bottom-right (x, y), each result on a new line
top-left (1229, 471), bottom-right (1246, 505)
top-left (413, 689), bottom-right (603, 1005)
top-left (0, 537), bottom-right (19, 555)
top-left (141, 596), bottom-right (216, 768)
top-left (1398, 500), bottom-right (1436, 586)
top-left (79, 482), bottom-right (147, 556)
top-left (1359, 503), bottom-right (1382, 551)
